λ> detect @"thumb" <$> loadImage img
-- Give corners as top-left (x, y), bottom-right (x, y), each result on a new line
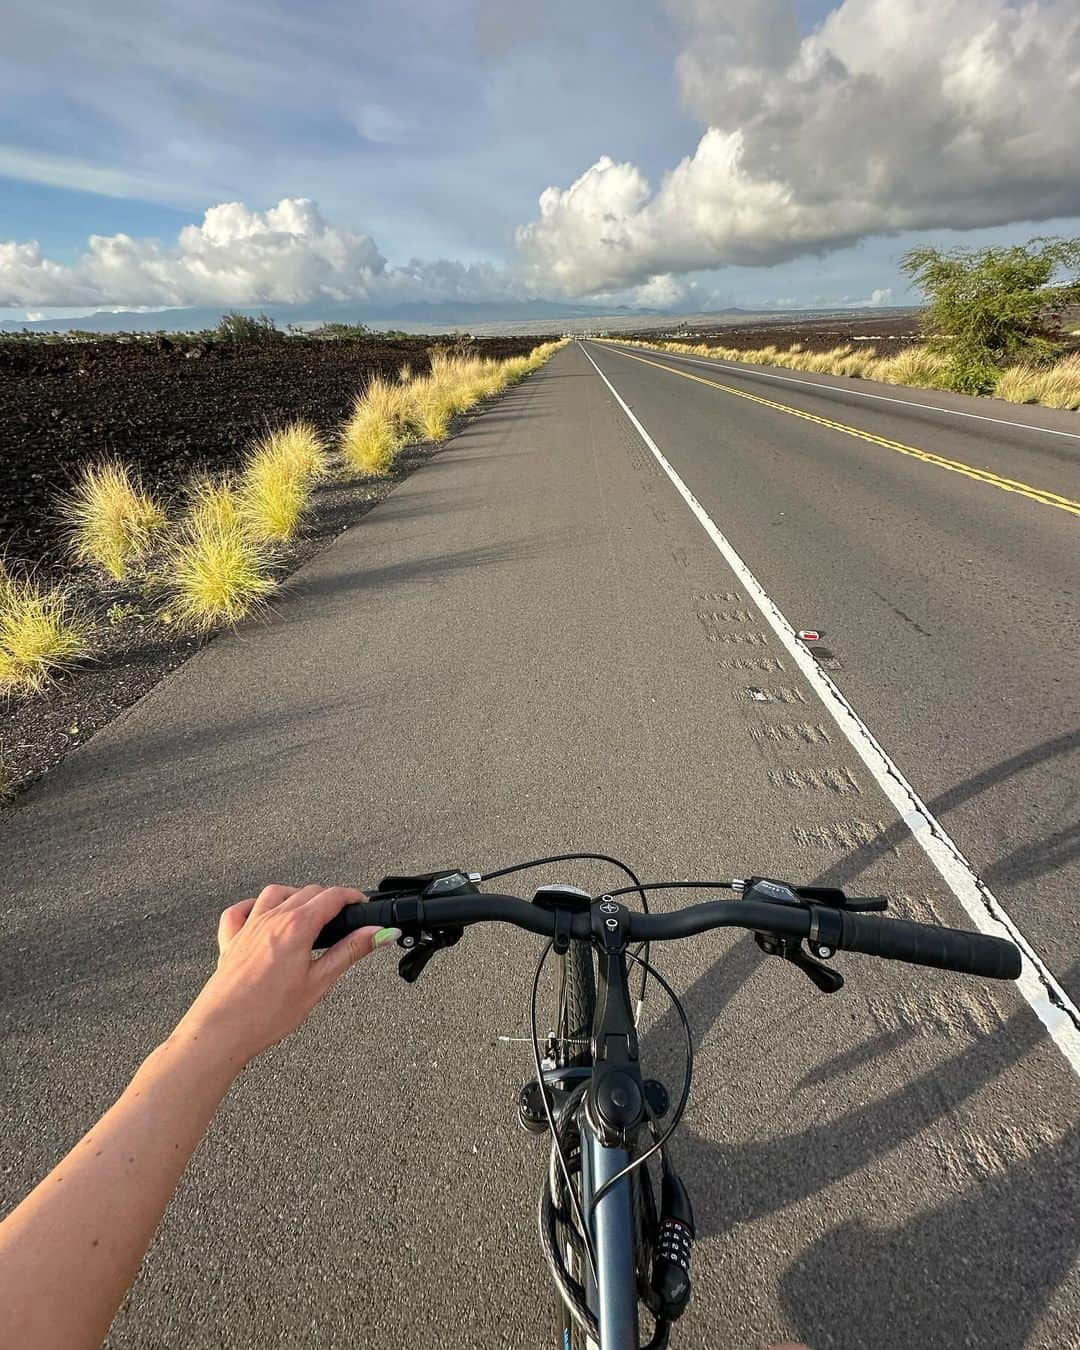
top-left (316, 924), bottom-right (397, 987)
top-left (217, 898), bottom-right (256, 953)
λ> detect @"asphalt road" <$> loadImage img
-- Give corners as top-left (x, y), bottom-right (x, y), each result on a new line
top-left (584, 340), bottom-right (1080, 1012)
top-left (2, 343), bottom-right (1078, 1348)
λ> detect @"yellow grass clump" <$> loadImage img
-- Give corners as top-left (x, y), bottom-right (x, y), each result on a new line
top-left (237, 422), bottom-right (329, 542)
top-left (339, 339), bottom-right (567, 468)
top-left (406, 378), bottom-right (457, 443)
top-left (993, 365), bottom-right (1041, 404)
top-left (501, 355), bottom-right (533, 384)
top-left (0, 567), bottom-right (93, 695)
top-left (994, 354), bottom-right (1080, 409)
top-left (339, 375), bottom-right (415, 477)
top-left (867, 346), bottom-right (951, 388)
top-left (60, 460), bottom-right (167, 580)
top-left (602, 335), bottom-right (1080, 409)
top-left (264, 421), bottom-right (331, 481)
top-left (186, 475), bottom-right (245, 534)
top-left (161, 502), bottom-right (277, 632)
top-left (240, 448), bottom-right (309, 542)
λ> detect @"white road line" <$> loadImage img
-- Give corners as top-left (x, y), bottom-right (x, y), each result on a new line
top-left (579, 339), bottom-right (1080, 1078)
top-left (600, 340), bottom-right (1080, 444)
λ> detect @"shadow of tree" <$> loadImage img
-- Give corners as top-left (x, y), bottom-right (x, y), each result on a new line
top-left (633, 859), bottom-right (1078, 1347)
top-left (808, 728), bottom-right (1079, 891)
top-left (780, 1121), bottom-right (1080, 1349)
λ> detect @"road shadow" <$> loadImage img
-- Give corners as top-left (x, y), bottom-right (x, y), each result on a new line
top-left (634, 878), bottom-right (1078, 1346)
top-left (806, 728), bottom-right (1079, 891)
top-left (780, 1120), bottom-right (1080, 1349)
top-left (0, 822), bottom-right (384, 1033)
top-left (287, 532), bottom-right (569, 604)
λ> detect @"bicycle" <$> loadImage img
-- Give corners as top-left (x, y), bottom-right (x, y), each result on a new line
top-left (313, 852), bottom-right (1022, 1349)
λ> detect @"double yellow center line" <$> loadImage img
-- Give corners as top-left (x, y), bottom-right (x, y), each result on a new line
top-left (601, 344), bottom-right (1080, 520)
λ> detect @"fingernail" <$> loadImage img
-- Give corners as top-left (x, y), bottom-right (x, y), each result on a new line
top-left (373, 927), bottom-right (401, 949)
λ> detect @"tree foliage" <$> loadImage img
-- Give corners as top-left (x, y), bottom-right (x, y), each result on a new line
top-left (310, 322), bottom-right (371, 338)
top-left (900, 237), bottom-right (1080, 393)
top-left (214, 311), bottom-right (283, 343)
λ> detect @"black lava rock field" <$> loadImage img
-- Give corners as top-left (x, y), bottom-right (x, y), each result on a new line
top-left (0, 334), bottom-right (547, 567)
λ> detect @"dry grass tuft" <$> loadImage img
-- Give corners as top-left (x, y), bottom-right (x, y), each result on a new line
top-left (186, 475), bottom-right (245, 534)
top-left (263, 421), bottom-right (331, 482)
top-left (339, 376), bottom-right (414, 477)
top-left (607, 334), bottom-right (1080, 409)
top-left (339, 339), bottom-right (567, 468)
top-left (501, 355), bottom-right (533, 384)
top-left (240, 448), bottom-right (310, 542)
top-left (60, 460), bottom-right (167, 580)
top-left (867, 346), bottom-right (951, 388)
top-left (161, 507), bottom-right (277, 632)
top-left (237, 422), bottom-right (329, 542)
top-left (405, 379), bottom-right (455, 443)
top-left (0, 565), bottom-right (93, 695)
top-left (993, 365), bottom-right (1041, 404)
top-left (994, 353), bottom-right (1080, 409)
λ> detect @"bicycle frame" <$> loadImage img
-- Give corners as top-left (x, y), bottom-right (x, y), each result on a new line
top-left (314, 864), bottom-right (1022, 1350)
top-left (551, 929), bottom-right (647, 1349)
top-left (579, 1119), bottom-right (638, 1347)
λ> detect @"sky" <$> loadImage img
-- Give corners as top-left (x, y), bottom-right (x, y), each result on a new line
top-left (1, 0), bottom-right (1078, 318)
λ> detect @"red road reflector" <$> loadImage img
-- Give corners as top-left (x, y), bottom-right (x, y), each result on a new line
top-left (797, 629), bottom-right (821, 642)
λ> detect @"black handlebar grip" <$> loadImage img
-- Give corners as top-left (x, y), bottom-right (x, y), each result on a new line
top-left (313, 898), bottom-right (394, 950)
top-left (838, 911), bottom-right (1021, 980)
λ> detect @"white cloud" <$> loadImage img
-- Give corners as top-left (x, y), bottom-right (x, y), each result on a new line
top-left (5, 0), bottom-right (1077, 312)
top-left (617, 273), bottom-right (693, 309)
top-left (0, 144), bottom-right (195, 205)
top-left (0, 198), bottom-right (525, 308)
top-left (517, 0), bottom-right (1080, 294)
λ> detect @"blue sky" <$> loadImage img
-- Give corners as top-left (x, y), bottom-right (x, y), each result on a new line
top-left (1, 0), bottom-right (1078, 317)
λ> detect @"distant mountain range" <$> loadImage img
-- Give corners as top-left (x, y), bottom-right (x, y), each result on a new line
top-left (0, 298), bottom-right (753, 335)
top-left (0, 298), bottom-right (917, 337)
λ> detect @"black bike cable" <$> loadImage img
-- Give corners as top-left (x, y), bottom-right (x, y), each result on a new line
top-left (586, 950), bottom-right (694, 1219)
top-left (598, 879), bottom-right (738, 902)
top-left (530, 939), bottom-right (598, 1276)
top-left (481, 851), bottom-right (648, 909)
top-left (481, 851), bottom-right (652, 1012)
top-left (540, 1100), bottom-right (598, 1340)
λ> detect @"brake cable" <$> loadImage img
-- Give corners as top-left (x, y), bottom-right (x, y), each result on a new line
top-left (596, 879), bottom-right (738, 901)
top-left (482, 851), bottom-right (653, 1011)
top-left (530, 939), bottom-right (598, 1277)
top-left (586, 950), bottom-right (694, 1219)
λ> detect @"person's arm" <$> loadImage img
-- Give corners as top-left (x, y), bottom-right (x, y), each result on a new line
top-left (0, 883), bottom-right (398, 1350)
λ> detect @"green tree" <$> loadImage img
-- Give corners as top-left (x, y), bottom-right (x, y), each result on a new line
top-left (900, 237), bottom-right (1080, 393)
top-left (214, 311), bottom-right (283, 343)
top-left (310, 321), bottom-right (371, 338)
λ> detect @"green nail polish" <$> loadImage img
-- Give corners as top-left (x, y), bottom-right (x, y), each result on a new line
top-left (373, 927), bottom-right (401, 949)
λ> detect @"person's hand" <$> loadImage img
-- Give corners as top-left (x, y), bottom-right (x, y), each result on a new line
top-left (175, 884), bottom-right (399, 1068)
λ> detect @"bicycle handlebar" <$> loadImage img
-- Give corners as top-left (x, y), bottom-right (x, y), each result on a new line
top-left (835, 909), bottom-right (1019, 979)
top-left (314, 892), bottom-right (1022, 981)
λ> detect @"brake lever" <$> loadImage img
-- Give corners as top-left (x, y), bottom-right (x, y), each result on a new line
top-left (790, 884), bottom-right (888, 913)
top-left (741, 880), bottom-right (848, 993)
top-left (397, 926), bottom-right (463, 983)
top-left (753, 931), bottom-right (844, 994)
top-left (784, 943), bottom-right (844, 993)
